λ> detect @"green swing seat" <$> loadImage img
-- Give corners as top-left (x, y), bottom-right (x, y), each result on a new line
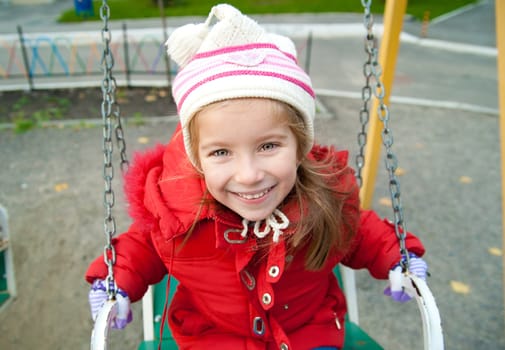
top-left (138, 266), bottom-right (383, 350)
top-left (0, 205), bottom-right (16, 312)
top-left (0, 253), bottom-right (11, 307)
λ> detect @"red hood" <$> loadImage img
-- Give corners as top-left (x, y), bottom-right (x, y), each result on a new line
top-left (123, 126), bottom-right (211, 240)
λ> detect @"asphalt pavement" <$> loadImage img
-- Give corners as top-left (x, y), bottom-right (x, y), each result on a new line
top-left (0, 1), bottom-right (503, 350)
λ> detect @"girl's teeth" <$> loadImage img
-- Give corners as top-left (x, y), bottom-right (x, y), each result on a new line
top-left (239, 189), bottom-right (268, 199)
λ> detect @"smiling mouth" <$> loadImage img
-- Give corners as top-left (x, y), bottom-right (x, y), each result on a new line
top-left (235, 186), bottom-right (274, 200)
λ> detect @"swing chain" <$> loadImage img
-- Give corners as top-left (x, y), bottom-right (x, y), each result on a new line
top-left (99, 0), bottom-right (129, 298)
top-left (355, 0), bottom-right (375, 188)
top-left (357, 0), bottom-right (410, 269)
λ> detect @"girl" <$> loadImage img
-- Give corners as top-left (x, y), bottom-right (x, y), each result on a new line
top-left (87, 4), bottom-right (427, 350)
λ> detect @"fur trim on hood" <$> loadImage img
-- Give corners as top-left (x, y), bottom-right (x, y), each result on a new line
top-left (123, 143), bottom-right (166, 233)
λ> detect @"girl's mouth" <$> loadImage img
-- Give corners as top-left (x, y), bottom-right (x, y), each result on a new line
top-left (235, 186), bottom-right (273, 200)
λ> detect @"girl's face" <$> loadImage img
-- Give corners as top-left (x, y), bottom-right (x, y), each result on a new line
top-left (195, 98), bottom-right (299, 222)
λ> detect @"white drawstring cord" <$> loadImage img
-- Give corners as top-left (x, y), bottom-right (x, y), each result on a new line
top-left (240, 209), bottom-right (289, 243)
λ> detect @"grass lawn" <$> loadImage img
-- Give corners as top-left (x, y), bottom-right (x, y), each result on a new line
top-left (60, 0), bottom-right (478, 23)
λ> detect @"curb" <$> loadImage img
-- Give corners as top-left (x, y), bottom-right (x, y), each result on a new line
top-left (316, 89), bottom-right (500, 116)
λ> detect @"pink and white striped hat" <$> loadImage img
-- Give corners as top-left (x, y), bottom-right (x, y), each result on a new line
top-left (166, 3), bottom-right (316, 165)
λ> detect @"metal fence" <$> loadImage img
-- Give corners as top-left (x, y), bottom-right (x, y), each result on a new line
top-left (0, 23), bottom-right (312, 91)
top-left (0, 22), bottom-right (173, 91)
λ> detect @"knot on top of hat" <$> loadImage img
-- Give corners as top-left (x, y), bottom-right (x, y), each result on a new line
top-left (204, 4), bottom-right (265, 52)
top-left (166, 4), bottom-right (266, 68)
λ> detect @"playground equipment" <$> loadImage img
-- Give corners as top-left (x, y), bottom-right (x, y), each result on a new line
top-left (89, 1), bottom-right (455, 349)
top-left (0, 204), bottom-right (16, 313)
top-left (496, 0), bottom-right (505, 321)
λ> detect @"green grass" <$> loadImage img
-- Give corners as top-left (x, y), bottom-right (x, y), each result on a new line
top-left (10, 94), bottom-right (72, 133)
top-left (59, 0), bottom-right (478, 23)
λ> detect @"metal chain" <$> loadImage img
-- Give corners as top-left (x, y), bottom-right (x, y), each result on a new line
top-left (357, 0), bottom-right (410, 270)
top-left (355, 0), bottom-right (375, 188)
top-left (99, 0), bottom-right (129, 299)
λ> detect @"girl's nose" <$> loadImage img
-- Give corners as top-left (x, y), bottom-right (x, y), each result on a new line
top-left (235, 156), bottom-right (264, 184)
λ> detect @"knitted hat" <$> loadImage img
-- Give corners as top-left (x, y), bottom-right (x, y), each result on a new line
top-left (166, 3), bottom-right (316, 166)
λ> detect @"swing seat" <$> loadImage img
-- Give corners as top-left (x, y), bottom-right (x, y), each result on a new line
top-left (0, 252), bottom-right (11, 308)
top-left (138, 266), bottom-right (383, 350)
top-left (0, 205), bottom-right (16, 313)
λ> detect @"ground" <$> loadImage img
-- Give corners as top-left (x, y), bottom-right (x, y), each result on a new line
top-left (0, 87), bottom-right (177, 349)
top-left (0, 87), bottom-right (177, 130)
top-left (0, 89), bottom-right (179, 349)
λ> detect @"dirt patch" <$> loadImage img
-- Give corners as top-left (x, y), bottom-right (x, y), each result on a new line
top-left (0, 87), bottom-right (177, 126)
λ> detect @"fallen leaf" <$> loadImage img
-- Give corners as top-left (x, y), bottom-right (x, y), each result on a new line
top-left (379, 197), bottom-right (391, 206)
top-left (145, 95), bottom-right (157, 102)
top-left (54, 183), bottom-right (69, 192)
top-left (450, 280), bottom-right (470, 294)
top-left (488, 247), bottom-right (503, 256)
top-left (459, 176), bottom-right (472, 184)
top-left (137, 137), bottom-right (149, 144)
top-left (158, 90), bottom-right (168, 97)
top-left (395, 167), bottom-right (406, 176)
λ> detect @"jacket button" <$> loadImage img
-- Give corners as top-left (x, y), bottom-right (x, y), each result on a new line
top-left (268, 265), bottom-right (280, 278)
top-left (280, 343), bottom-right (289, 350)
top-left (262, 292), bottom-right (272, 305)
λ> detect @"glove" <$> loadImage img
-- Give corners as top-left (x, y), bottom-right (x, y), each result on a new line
top-left (89, 279), bottom-right (133, 329)
top-left (384, 253), bottom-right (428, 303)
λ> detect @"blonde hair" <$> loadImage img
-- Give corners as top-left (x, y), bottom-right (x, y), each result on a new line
top-left (187, 98), bottom-right (358, 270)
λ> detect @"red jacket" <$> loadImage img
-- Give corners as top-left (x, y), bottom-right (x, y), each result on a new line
top-left (86, 127), bottom-right (425, 350)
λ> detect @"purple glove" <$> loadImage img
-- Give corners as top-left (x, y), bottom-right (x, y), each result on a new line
top-left (384, 254), bottom-right (428, 303)
top-left (89, 279), bottom-right (133, 329)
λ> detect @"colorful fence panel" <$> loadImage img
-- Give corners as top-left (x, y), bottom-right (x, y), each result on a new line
top-left (0, 24), bottom-right (173, 90)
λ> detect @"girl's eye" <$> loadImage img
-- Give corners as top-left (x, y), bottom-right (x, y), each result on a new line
top-left (261, 142), bottom-right (278, 152)
top-left (211, 149), bottom-right (229, 157)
